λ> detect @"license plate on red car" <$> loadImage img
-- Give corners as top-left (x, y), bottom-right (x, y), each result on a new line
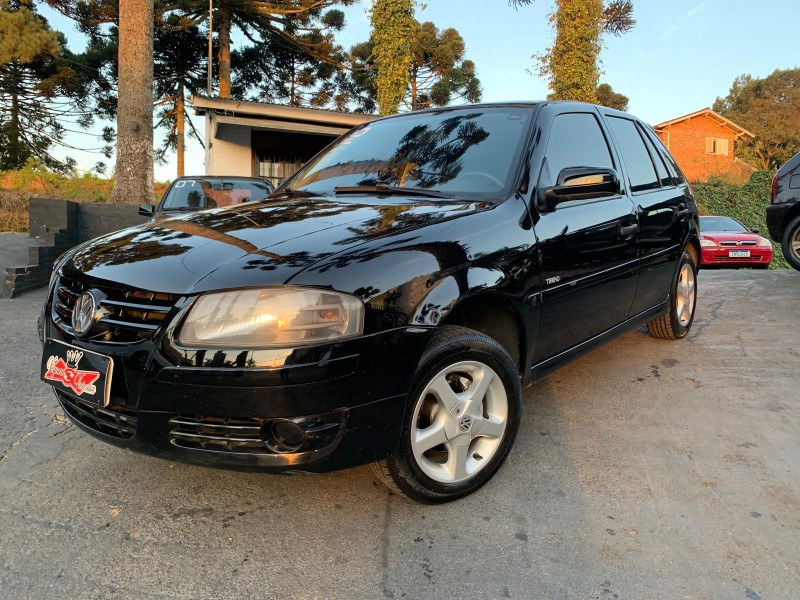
top-left (41, 339), bottom-right (113, 407)
top-left (729, 250), bottom-right (750, 258)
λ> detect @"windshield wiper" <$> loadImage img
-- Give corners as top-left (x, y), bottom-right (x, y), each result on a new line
top-left (268, 187), bottom-right (320, 199)
top-left (161, 206), bottom-right (202, 212)
top-left (334, 185), bottom-right (454, 199)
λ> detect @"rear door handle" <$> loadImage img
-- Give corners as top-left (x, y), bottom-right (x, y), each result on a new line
top-left (677, 203), bottom-right (690, 218)
top-left (620, 223), bottom-right (639, 237)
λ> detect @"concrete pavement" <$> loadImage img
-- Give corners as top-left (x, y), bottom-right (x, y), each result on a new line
top-left (0, 271), bottom-right (798, 599)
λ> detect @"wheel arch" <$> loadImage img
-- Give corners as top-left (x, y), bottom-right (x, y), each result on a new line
top-left (439, 293), bottom-right (527, 380)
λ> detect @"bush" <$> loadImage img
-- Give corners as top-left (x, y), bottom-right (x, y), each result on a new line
top-left (692, 170), bottom-right (788, 269)
top-left (0, 162), bottom-right (169, 233)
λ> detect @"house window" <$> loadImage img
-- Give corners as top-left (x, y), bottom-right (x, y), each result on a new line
top-left (706, 137), bottom-right (729, 155)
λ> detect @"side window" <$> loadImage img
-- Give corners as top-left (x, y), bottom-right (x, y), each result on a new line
top-left (637, 123), bottom-right (672, 187)
top-left (607, 117), bottom-right (659, 193)
top-left (541, 113), bottom-right (614, 186)
top-left (641, 127), bottom-right (685, 185)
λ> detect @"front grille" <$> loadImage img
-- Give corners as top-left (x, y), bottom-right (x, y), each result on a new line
top-left (720, 240), bottom-right (757, 247)
top-left (53, 276), bottom-right (179, 343)
top-left (57, 390), bottom-right (138, 439)
top-left (169, 416), bottom-right (268, 454)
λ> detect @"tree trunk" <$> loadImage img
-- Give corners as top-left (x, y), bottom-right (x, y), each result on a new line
top-left (217, 4), bottom-right (232, 99)
top-left (176, 80), bottom-right (185, 177)
top-left (109, 0), bottom-right (154, 204)
top-left (410, 64), bottom-right (418, 111)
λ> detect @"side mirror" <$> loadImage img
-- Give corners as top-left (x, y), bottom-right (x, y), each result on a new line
top-left (750, 227), bottom-right (760, 234)
top-left (138, 203), bottom-right (156, 217)
top-left (537, 167), bottom-right (620, 212)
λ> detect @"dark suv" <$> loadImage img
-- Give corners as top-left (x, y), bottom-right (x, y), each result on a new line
top-left (766, 151), bottom-right (800, 271)
top-left (40, 102), bottom-right (699, 503)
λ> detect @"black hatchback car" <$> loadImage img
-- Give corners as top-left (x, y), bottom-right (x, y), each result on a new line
top-left (766, 151), bottom-right (800, 271)
top-left (40, 102), bottom-right (700, 503)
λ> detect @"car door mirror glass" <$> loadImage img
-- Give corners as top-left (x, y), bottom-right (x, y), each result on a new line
top-left (138, 203), bottom-right (155, 217)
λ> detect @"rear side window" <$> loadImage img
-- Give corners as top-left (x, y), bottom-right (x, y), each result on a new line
top-left (541, 113), bottom-right (614, 186)
top-left (638, 124), bottom-right (672, 187)
top-left (607, 117), bottom-right (659, 193)
top-left (641, 126), bottom-right (685, 185)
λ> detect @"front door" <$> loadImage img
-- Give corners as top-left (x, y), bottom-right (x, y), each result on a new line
top-left (530, 108), bottom-right (639, 364)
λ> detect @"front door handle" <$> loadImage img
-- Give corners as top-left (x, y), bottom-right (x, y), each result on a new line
top-left (620, 223), bottom-right (639, 237)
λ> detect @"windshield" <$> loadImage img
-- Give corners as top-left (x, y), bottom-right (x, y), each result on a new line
top-left (160, 178), bottom-right (273, 211)
top-left (700, 216), bottom-right (748, 232)
top-left (285, 107), bottom-right (534, 200)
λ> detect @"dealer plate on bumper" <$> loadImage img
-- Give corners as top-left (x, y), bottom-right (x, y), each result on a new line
top-left (729, 250), bottom-right (750, 258)
top-left (41, 339), bottom-right (113, 407)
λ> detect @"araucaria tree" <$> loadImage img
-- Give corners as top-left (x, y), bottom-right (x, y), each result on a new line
top-left (713, 68), bottom-right (800, 169)
top-left (0, 0), bottom-right (89, 172)
top-left (370, 0), bottom-right (414, 115)
top-left (511, 0), bottom-right (634, 103)
top-left (407, 21), bottom-right (481, 110)
top-left (108, 0), bottom-right (153, 204)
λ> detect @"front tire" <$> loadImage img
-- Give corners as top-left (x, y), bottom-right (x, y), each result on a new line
top-left (647, 249), bottom-right (697, 340)
top-left (781, 214), bottom-right (800, 272)
top-left (372, 326), bottom-right (522, 503)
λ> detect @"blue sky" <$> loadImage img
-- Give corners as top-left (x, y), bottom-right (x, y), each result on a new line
top-left (40, 0), bottom-right (799, 182)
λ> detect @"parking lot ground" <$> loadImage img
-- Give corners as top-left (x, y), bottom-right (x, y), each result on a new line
top-left (0, 270), bottom-right (798, 600)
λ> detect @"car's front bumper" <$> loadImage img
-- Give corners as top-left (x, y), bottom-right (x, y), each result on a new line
top-left (700, 246), bottom-right (772, 267)
top-left (44, 318), bottom-right (433, 473)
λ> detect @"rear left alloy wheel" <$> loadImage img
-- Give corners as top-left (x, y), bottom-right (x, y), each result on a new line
top-left (646, 249), bottom-right (697, 340)
top-left (372, 326), bottom-right (522, 503)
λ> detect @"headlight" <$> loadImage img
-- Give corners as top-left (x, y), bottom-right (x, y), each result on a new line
top-left (757, 238), bottom-right (772, 247)
top-left (177, 287), bottom-right (364, 348)
top-left (699, 238), bottom-right (717, 247)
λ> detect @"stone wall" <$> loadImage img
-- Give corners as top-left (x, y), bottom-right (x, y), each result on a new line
top-left (2, 199), bottom-right (148, 298)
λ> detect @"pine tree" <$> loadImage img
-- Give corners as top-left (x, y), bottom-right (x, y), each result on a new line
top-left (107, 0), bottom-right (153, 203)
top-left (510, 0), bottom-right (634, 103)
top-left (0, 0), bottom-right (92, 172)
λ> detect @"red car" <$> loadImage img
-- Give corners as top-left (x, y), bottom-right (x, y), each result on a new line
top-left (699, 216), bottom-right (773, 269)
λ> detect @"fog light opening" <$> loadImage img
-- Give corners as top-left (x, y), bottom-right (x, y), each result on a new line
top-left (264, 419), bottom-right (306, 453)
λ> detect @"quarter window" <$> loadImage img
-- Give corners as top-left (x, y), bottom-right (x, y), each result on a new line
top-left (607, 117), bottom-right (660, 193)
top-left (638, 124), bottom-right (673, 187)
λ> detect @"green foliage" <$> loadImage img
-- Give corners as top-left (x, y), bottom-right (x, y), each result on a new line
top-left (0, 160), bottom-right (169, 231)
top-left (370, 0), bottom-right (415, 115)
top-left (539, 0), bottom-right (604, 103)
top-left (692, 171), bottom-right (789, 269)
top-left (511, 0), bottom-right (634, 103)
top-left (595, 82), bottom-right (628, 111)
top-left (713, 68), bottom-right (800, 170)
top-left (407, 21), bottom-right (481, 110)
top-left (0, 0), bottom-right (94, 172)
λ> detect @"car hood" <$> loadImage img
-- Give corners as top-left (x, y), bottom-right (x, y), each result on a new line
top-left (700, 231), bottom-right (764, 243)
top-left (63, 196), bottom-right (493, 294)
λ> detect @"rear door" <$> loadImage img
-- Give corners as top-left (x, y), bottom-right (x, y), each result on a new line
top-left (603, 114), bottom-right (691, 314)
top-left (530, 105), bottom-right (639, 364)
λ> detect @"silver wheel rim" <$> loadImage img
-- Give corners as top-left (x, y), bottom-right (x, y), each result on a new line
top-left (675, 263), bottom-right (696, 327)
top-left (410, 360), bottom-right (508, 484)
top-left (791, 227), bottom-right (800, 260)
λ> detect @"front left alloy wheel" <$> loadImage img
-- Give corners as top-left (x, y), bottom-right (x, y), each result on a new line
top-left (372, 326), bottom-right (522, 503)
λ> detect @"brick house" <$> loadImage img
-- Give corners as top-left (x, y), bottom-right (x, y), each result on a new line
top-left (654, 108), bottom-right (756, 183)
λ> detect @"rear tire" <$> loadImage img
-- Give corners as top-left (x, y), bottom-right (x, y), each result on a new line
top-left (647, 250), bottom-right (697, 340)
top-left (372, 326), bottom-right (522, 503)
top-left (781, 215), bottom-right (800, 272)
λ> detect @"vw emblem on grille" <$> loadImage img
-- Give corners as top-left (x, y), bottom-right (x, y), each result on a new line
top-left (71, 291), bottom-right (98, 338)
top-left (736, 240), bottom-right (743, 246)
top-left (458, 415), bottom-right (473, 433)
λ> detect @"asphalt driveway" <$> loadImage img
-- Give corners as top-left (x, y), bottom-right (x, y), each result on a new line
top-left (1, 270), bottom-right (798, 599)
